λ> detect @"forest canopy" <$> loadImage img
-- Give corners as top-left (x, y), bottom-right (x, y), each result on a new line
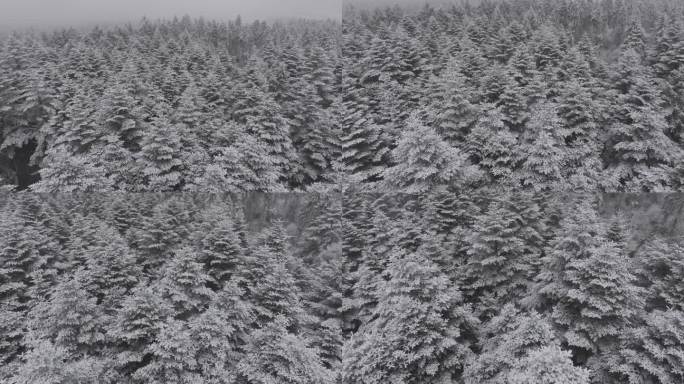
top-left (1, 1), bottom-right (684, 383)
top-left (5, 0), bottom-right (684, 192)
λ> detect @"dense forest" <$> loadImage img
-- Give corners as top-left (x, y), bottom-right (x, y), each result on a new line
top-left (340, 191), bottom-right (684, 384)
top-left (0, 16), bottom-right (341, 192)
top-left (6, 0), bottom-right (684, 192)
top-left (0, 193), bottom-right (343, 383)
top-left (342, 0), bottom-right (684, 192)
top-left (1, 192), bottom-right (682, 383)
top-left (1, 1), bottom-right (683, 383)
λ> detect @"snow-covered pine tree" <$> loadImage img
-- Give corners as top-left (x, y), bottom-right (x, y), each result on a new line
top-left (293, 195), bottom-right (344, 370)
top-left (622, 17), bottom-right (647, 57)
top-left (246, 241), bottom-right (308, 328)
top-left (340, 121), bottom-right (392, 185)
top-left (131, 196), bottom-right (196, 275)
top-left (466, 104), bottom-right (519, 186)
top-left (137, 114), bottom-right (185, 191)
top-left (427, 58), bottom-right (480, 145)
top-left (497, 73), bottom-right (530, 132)
top-left (0, 206), bottom-right (61, 378)
top-left (381, 114), bottom-right (480, 193)
top-left (654, 17), bottom-right (684, 79)
top-left (615, 309), bottom-right (684, 384)
top-left (70, 217), bottom-right (140, 307)
top-left (107, 285), bottom-right (173, 380)
top-left (11, 338), bottom-right (107, 384)
top-left (237, 315), bottom-right (334, 384)
top-left (198, 216), bottom-right (246, 290)
top-left (342, 204), bottom-right (396, 330)
top-left (532, 197), bottom-right (644, 380)
top-left (158, 246), bottom-right (214, 320)
top-left (229, 63), bottom-right (299, 184)
top-left (27, 269), bottom-right (106, 359)
top-left (633, 236), bottom-right (684, 311)
top-left (604, 48), bottom-right (683, 191)
top-left (514, 101), bottom-right (568, 191)
top-left (188, 120), bottom-right (282, 192)
top-left (557, 79), bottom-right (602, 190)
top-left (507, 346), bottom-right (590, 384)
top-left (190, 281), bottom-right (254, 382)
top-left (129, 318), bottom-right (202, 384)
top-left (464, 304), bottom-right (589, 384)
top-left (342, 248), bottom-right (478, 384)
top-left (463, 194), bottom-right (544, 318)
top-left (95, 78), bottom-right (144, 153)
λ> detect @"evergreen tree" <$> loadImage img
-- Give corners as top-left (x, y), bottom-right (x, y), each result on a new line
top-left (507, 346), bottom-right (591, 384)
top-left (463, 195), bottom-right (544, 318)
top-left (497, 75), bottom-right (531, 131)
top-left (187, 120), bottom-right (282, 192)
top-left (247, 241), bottom-right (308, 327)
top-left (0, 207), bottom-right (61, 378)
top-left (514, 102), bottom-right (567, 191)
top-left (50, 86), bottom-right (101, 154)
top-left (108, 285), bottom-right (173, 379)
top-left (77, 220), bottom-right (140, 307)
top-left (28, 270), bottom-right (106, 358)
top-left (229, 68), bottom-right (299, 184)
top-left (433, 84), bottom-right (479, 145)
top-left (198, 216), bottom-right (247, 289)
top-left (132, 196), bottom-right (196, 274)
top-left (635, 237), bottom-right (684, 311)
top-left (138, 114), bottom-right (185, 191)
top-left (158, 246), bottom-right (214, 320)
top-left (532, 24), bottom-right (563, 71)
top-left (95, 79), bottom-right (145, 152)
top-left (654, 18), bottom-right (684, 79)
top-left (604, 49), bottom-right (683, 191)
top-left (11, 338), bottom-right (107, 384)
top-left (340, 122), bottom-right (392, 185)
top-left (342, 249), bottom-right (478, 384)
top-left (381, 115), bottom-right (480, 192)
top-left (533, 198), bottom-right (644, 379)
top-left (190, 282), bottom-right (254, 382)
top-left (237, 316), bottom-right (334, 384)
top-left (31, 146), bottom-right (114, 192)
top-left (131, 319), bottom-right (202, 384)
top-left (464, 304), bottom-right (589, 384)
top-left (466, 104), bottom-right (519, 185)
top-left (557, 80), bottom-right (602, 190)
top-left (616, 309), bottom-right (684, 384)
top-left (622, 18), bottom-right (647, 57)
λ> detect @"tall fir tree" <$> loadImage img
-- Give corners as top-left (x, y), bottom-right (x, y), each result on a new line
top-left (342, 249), bottom-right (478, 384)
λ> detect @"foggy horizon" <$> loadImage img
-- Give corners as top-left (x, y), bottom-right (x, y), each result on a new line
top-left (345, 0), bottom-right (462, 9)
top-left (0, 0), bottom-right (341, 31)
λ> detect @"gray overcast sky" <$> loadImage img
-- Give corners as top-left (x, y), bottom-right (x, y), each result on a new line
top-left (0, 0), bottom-right (340, 30)
top-left (345, 0), bottom-right (467, 11)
